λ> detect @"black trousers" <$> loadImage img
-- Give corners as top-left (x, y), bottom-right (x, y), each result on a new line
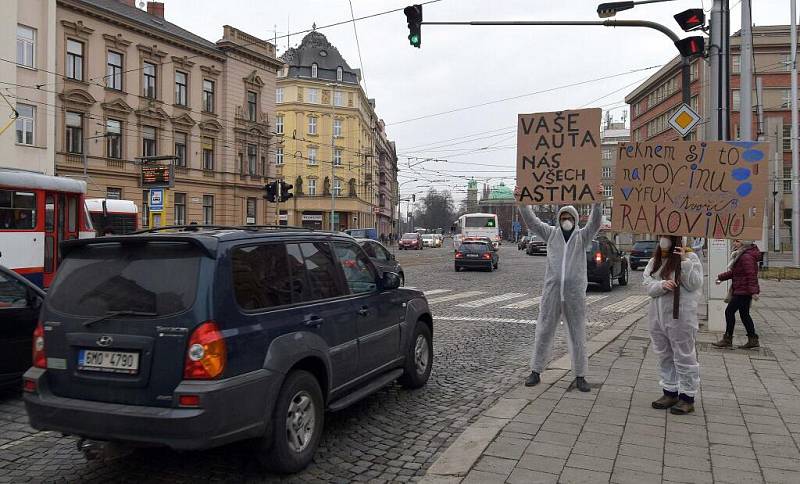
top-left (725, 295), bottom-right (757, 337)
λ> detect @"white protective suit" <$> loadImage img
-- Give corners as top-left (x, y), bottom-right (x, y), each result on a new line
top-left (518, 203), bottom-right (602, 377)
top-left (642, 251), bottom-right (703, 397)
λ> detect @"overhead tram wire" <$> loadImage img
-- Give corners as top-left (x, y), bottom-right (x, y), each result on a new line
top-left (17, 0), bottom-right (446, 91)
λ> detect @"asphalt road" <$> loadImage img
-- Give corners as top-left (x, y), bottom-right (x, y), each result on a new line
top-left (0, 241), bottom-right (649, 483)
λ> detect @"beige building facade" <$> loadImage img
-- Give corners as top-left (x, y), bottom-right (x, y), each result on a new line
top-left (276, 31), bottom-right (397, 233)
top-left (53, 0), bottom-right (282, 228)
top-left (1, 0), bottom-right (58, 175)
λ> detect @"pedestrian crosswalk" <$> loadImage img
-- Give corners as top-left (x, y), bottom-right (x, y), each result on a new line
top-left (407, 287), bottom-right (648, 314)
top-left (457, 293), bottom-right (527, 308)
top-left (601, 295), bottom-right (650, 313)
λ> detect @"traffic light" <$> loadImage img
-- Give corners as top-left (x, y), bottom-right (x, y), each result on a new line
top-left (404, 4), bottom-right (422, 48)
top-left (279, 181), bottom-right (294, 202)
top-left (674, 8), bottom-right (705, 32)
top-left (263, 182), bottom-right (277, 202)
top-left (675, 36), bottom-right (705, 59)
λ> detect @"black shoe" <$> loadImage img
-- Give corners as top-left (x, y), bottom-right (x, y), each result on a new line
top-left (525, 371), bottom-right (541, 387)
top-left (575, 377), bottom-right (591, 392)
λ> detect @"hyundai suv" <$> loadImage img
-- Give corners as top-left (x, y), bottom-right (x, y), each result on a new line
top-left (23, 226), bottom-right (433, 473)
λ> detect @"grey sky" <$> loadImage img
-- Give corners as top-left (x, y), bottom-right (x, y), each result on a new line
top-left (162, 0), bottom-right (789, 202)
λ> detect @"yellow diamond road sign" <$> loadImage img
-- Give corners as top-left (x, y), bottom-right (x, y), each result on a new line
top-left (668, 103), bottom-right (701, 137)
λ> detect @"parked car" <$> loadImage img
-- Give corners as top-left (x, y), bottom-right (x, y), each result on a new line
top-left (586, 236), bottom-right (629, 292)
top-left (525, 234), bottom-right (547, 256)
top-left (356, 238), bottom-right (405, 286)
top-left (23, 227), bottom-right (433, 473)
top-left (629, 240), bottom-right (658, 270)
top-left (344, 228), bottom-right (378, 241)
top-left (517, 236), bottom-right (530, 251)
top-left (455, 240), bottom-right (499, 272)
top-left (0, 265), bottom-right (45, 391)
top-left (398, 233), bottom-right (423, 250)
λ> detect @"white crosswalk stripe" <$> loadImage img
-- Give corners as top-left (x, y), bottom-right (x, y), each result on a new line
top-left (436, 315), bottom-right (537, 325)
top-left (423, 289), bottom-right (452, 296)
top-left (456, 292), bottom-right (526, 308)
top-left (499, 294), bottom-right (608, 309)
top-left (601, 295), bottom-right (650, 313)
top-left (501, 296), bottom-right (541, 309)
top-left (427, 291), bottom-right (485, 304)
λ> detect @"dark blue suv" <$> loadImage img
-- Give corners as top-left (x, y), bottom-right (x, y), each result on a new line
top-left (23, 226), bottom-right (433, 473)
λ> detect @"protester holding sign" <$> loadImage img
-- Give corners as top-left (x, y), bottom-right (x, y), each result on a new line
top-left (643, 235), bottom-right (704, 415)
top-left (713, 239), bottom-right (761, 350)
top-left (515, 184), bottom-right (604, 393)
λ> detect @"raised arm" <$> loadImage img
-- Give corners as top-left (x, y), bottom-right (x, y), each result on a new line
top-left (582, 203), bottom-right (603, 241)
top-left (517, 205), bottom-right (554, 241)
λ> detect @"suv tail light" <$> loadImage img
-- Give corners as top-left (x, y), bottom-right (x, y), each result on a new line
top-left (184, 321), bottom-right (226, 380)
top-left (595, 252), bottom-right (603, 263)
top-left (455, 251), bottom-right (464, 259)
top-left (482, 252), bottom-right (492, 260)
top-left (32, 321), bottom-right (46, 369)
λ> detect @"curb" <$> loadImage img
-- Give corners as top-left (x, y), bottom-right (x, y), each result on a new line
top-left (421, 307), bottom-right (648, 482)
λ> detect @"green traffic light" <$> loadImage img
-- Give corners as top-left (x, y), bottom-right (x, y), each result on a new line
top-left (409, 34), bottom-right (420, 47)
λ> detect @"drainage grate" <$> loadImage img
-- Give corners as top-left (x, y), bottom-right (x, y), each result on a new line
top-left (696, 343), bottom-right (775, 359)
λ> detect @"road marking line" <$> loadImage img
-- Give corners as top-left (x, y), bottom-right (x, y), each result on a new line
top-left (587, 295), bottom-right (609, 305)
top-left (501, 296), bottom-right (541, 309)
top-left (436, 315), bottom-right (537, 325)
top-left (601, 295), bottom-right (650, 313)
top-left (427, 291), bottom-right (485, 304)
top-left (424, 289), bottom-right (452, 296)
top-left (456, 292), bottom-right (527, 308)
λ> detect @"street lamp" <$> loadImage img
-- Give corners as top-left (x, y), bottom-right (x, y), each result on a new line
top-left (597, 0), bottom-right (675, 18)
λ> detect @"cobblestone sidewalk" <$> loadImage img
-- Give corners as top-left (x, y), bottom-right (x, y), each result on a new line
top-left (423, 279), bottom-right (800, 483)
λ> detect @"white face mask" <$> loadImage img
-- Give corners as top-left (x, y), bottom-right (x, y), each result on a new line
top-left (659, 237), bottom-right (672, 250)
top-left (561, 220), bottom-right (574, 231)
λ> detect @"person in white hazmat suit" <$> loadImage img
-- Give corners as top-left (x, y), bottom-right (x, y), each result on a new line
top-left (643, 235), bottom-right (703, 415)
top-left (517, 191), bottom-right (603, 392)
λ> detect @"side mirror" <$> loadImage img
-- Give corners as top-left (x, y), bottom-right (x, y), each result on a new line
top-left (26, 289), bottom-right (43, 309)
top-left (390, 253), bottom-right (396, 260)
top-left (381, 272), bottom-right (402, 290)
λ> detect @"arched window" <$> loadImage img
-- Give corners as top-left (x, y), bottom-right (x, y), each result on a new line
top-left (336, 66), bottom-right (343, 82)
top-left (311, 63), bottom-right (318, 78)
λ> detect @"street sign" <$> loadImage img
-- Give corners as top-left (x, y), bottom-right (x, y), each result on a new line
top-left (149, 189), bottom-right (164, 211)
top-left (141, 164), bottom-right (174, 188)
top-left (667, 103), bottom-right (701, 137)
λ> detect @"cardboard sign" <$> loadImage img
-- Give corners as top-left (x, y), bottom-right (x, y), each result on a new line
top-left (611, 141), bottom-right (768, 239)
top-left (516, 108), bottom-right (601, 205)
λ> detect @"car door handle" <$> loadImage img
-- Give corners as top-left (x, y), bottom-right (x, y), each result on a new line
top-left (357, 306), bottom-right (369, 317)
top-left (302, 316), bottom-right (324, 328)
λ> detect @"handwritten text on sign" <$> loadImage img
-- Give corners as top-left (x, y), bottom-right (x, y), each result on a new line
top-left (611, 141), bottom-right (768, 239)
top-left (516, 108), bottom-right (601, 205)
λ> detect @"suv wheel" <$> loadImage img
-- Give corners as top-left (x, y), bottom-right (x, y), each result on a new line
top-left (618, 265), bottom-right (629, 286)
top-left (258, 370), bottom-right (324, 473)
top-left (399, 321), bottom-right (432, 389)
top-left (601, 269), bottom-right (614, 292)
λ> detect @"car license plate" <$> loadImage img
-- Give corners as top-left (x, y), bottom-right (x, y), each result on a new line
top-left (466, 254), bottom-right (479, 258)
top-left (78, 349), bottom-right (139, 374)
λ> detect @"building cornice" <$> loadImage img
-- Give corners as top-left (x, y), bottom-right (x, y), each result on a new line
top-left (58, 0), bottom-right (226, 62)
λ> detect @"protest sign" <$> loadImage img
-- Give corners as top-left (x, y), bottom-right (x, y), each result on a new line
top-left (611, 141), bottom-right (768, 239)
top-left (516, 108), bottom-right (601, 205)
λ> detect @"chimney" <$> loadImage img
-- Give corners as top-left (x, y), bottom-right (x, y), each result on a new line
top-left (146, 1), bottom-right (164, 18)
top-left (118, 0), bottom-right (136, 6)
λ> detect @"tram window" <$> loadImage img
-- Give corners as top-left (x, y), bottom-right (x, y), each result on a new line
top-left (68, 197), bottom-right (77, 233)
top-left (45, 194), bottom-right (54, 231)
top-left (0, 190), bottom-right (36, 230)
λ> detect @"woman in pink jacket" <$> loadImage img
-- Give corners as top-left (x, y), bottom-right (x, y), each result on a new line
top-left (713, 240), bottom-right (761, 349)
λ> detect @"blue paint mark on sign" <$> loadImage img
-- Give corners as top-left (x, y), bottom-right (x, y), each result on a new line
top-left (742, 149), bottom-right (764, 162)
top-left (736, 182), bottom-right (753, 197)
top-left (731, 167), bottom-right (751, 181)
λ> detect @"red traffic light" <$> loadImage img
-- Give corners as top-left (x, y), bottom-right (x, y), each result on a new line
top-left (674, 8), bottom-right (705, 32)
top-left (675, 36), bottom-right (705, 58)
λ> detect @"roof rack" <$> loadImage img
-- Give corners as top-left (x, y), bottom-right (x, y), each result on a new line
top-left (130, 224), bottom-right (319, 235)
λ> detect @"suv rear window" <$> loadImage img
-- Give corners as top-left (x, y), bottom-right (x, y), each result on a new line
top-left (47, 242), bottom-right (201, 317)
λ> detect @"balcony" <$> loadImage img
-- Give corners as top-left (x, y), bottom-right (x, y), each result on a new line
top-left (64, 153), bottom-right (83, 165)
